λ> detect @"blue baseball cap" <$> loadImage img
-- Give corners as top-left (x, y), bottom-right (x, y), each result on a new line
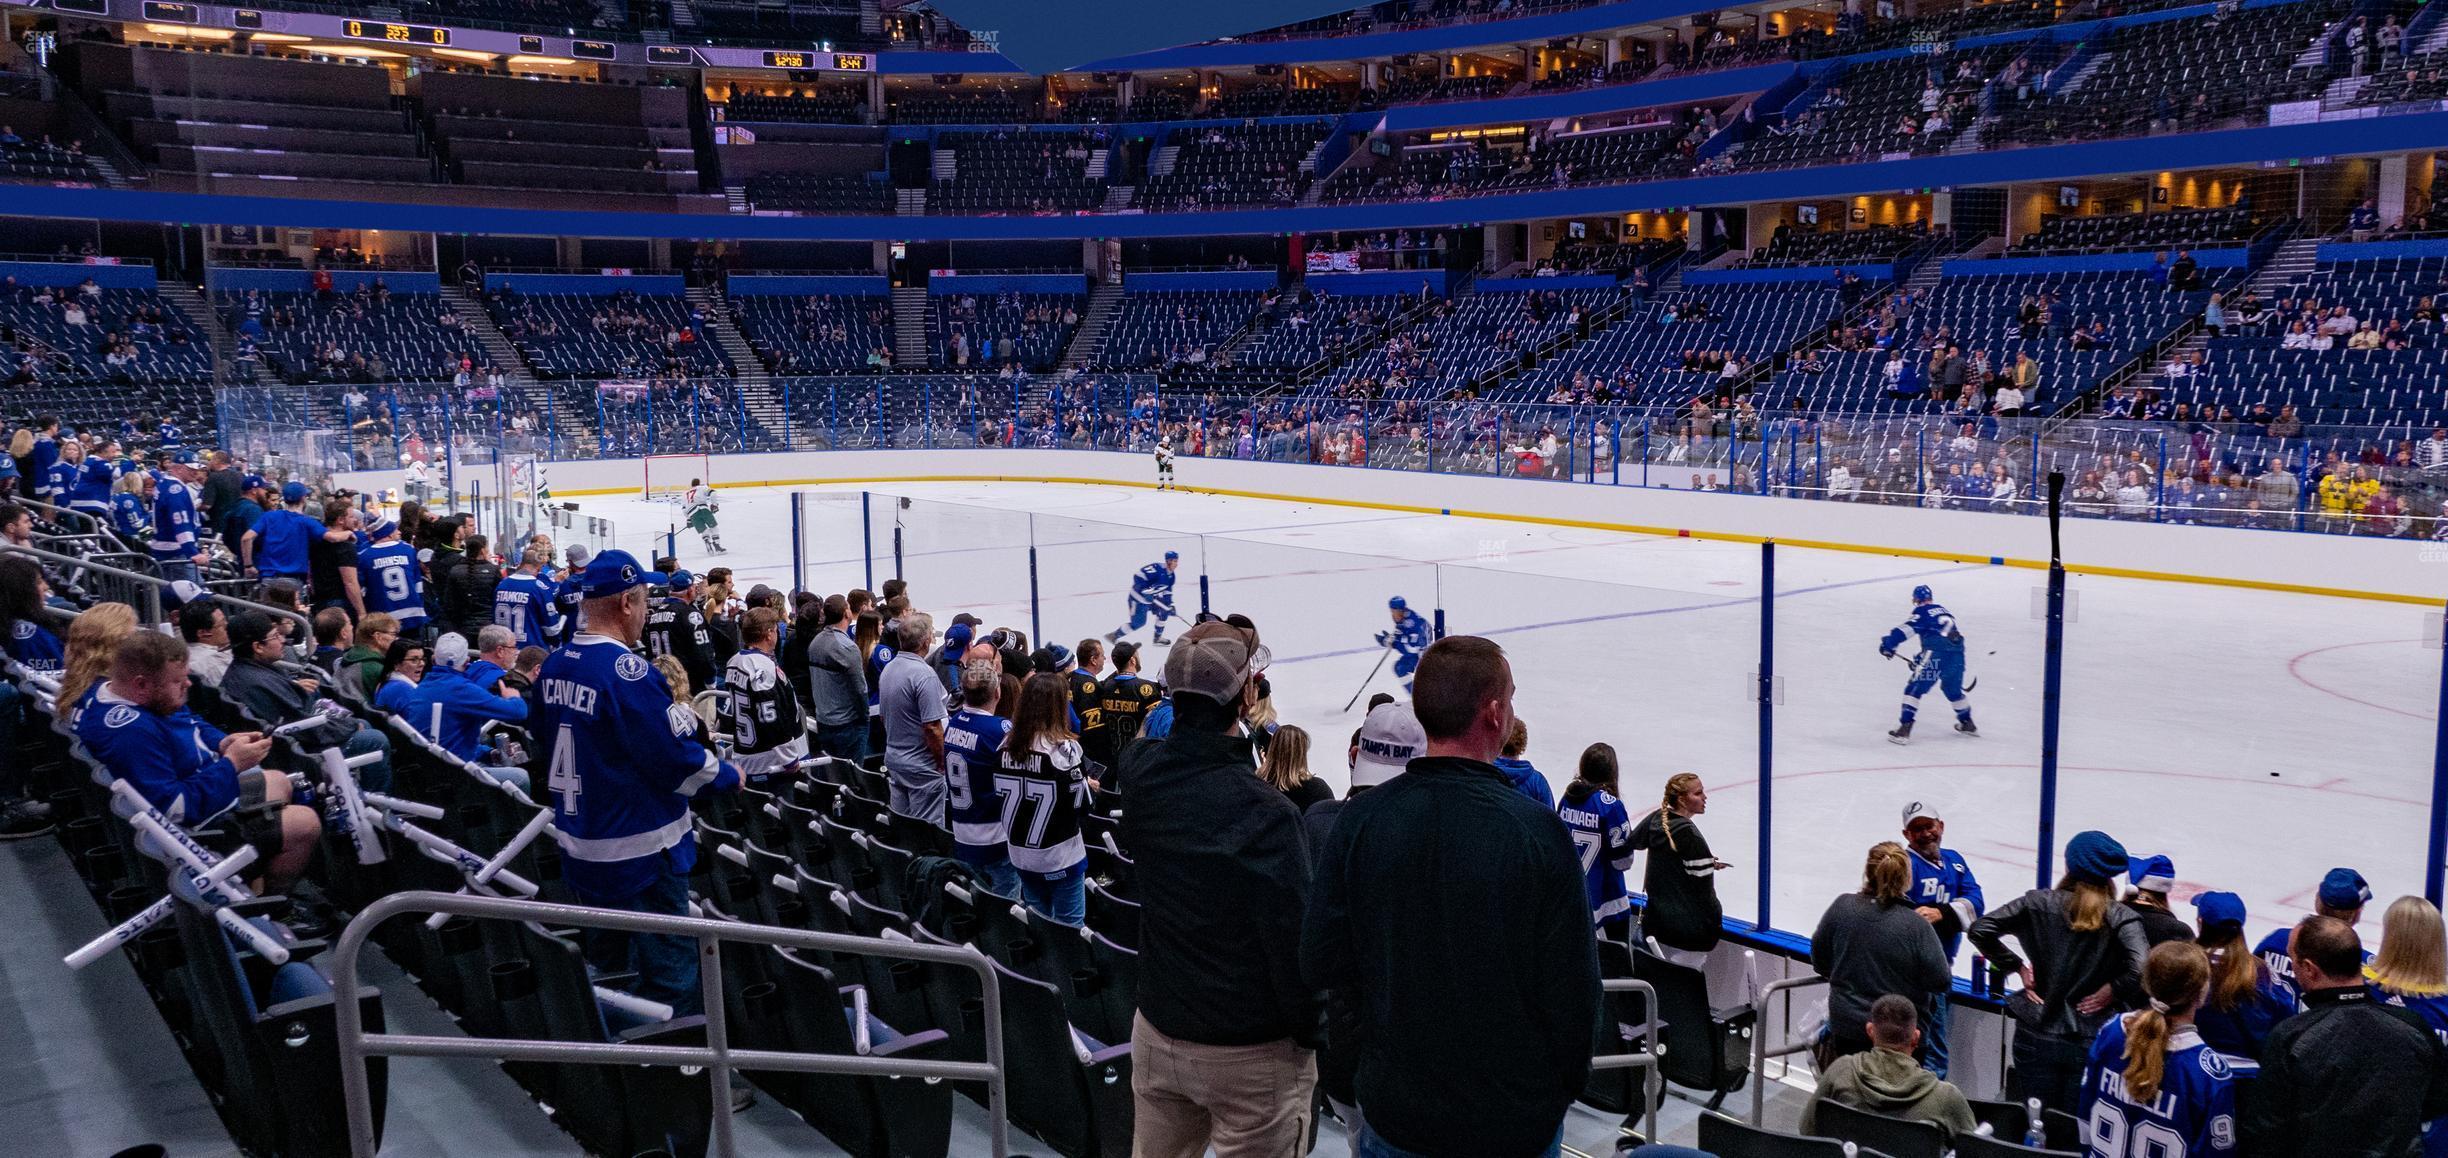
top-left (2127, 854), bottom-right (2175, 893)
top-left (944, 621), bottom-right (973, 651)
top-left (578, 549), bottom-right (668, 599)
top-left (241, 473), bottom-right (267, 492)
top-left (665, 569), bottom-right (696, 591)
top-left (2319, 867), bottom-right (2372, 910)
top-left (2192, 891), bottom-right (2246, 931)
top-left (281, 481), bottom-right (309, 504)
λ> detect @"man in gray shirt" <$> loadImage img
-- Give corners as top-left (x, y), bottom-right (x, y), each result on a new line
top-left (878, 612), bottom-right (947, 827)
top-left (804, 593), bottom-right (869, 763)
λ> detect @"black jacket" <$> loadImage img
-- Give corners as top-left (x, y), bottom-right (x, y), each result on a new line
top-left (1302, 755), bottom-right (1598, 1157)
top-left (1967, 887), bottom-right (2148, 1039)
top-left (1117, 726), bottom-right (1316, 1048)
top-left (2244, 985), bottom-right (2448, 1158)
top-left (452, 557), bottom-right (503, 639)
top-left (1629, 808), bottom-right (1722, 952)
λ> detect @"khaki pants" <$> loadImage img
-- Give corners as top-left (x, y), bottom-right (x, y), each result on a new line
top-left (1130, 1013), bottom-right (1316, 1158)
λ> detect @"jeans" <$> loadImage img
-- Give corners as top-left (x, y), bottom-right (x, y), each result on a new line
top-left (1921, 989), bottom-right (1953, 1078)
top-left (341, 725), bottom-right (393, 795)
top-left (1355, 1109), bottom-right (1561, 1158)
top-left (157, 559), bottom-right (197, 585)
top-left (576, 860), bottom-right (702, 1017)
top-left (1018, 860), bottom-right (1087, 925)
top-left (953, 842), bottom-right (1021, 900)
top-left (813, 720), bottom-right (868, 764)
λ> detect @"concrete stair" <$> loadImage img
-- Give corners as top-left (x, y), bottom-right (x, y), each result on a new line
top-left (1150, 145), bottom-right (1180, 177)
top-left (157, 281), bottom-right (248, 385)
top-left (1058, 280), bottom-right (1126, 370)
top-left (686, 287), bottom-right (787, 448)
top-left (439, 284), bottom-right (534, 384)
top-left (892, 286), bottom-right (930, 366)
top-left (895, 187), bottom-right (927, 216)
top-left (1099, 185), bottom-right (1136, 211)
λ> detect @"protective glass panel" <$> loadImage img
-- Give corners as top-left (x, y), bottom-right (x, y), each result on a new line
top-left (1029, 513), bottom-right (1196, 655)
top-left (868, 496), bottom-right (1036, 629)
top-left (784, 490), bottom-right (880, 599)
top-left (1771, 543), bottom-right (2046, 967)
top-left (1438, 544), bottom-right (1762, 926)
top-left (2054, 572), bottom-right (2437, 946)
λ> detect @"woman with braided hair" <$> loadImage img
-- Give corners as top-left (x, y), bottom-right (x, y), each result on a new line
top-left (1628, 771), bottom-right (1726, 964)
top-left (2079, 940), bottom-right (2238, 1157)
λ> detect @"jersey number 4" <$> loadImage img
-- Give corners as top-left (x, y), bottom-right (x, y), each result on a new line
top-left (548, 725), bottom-right (583, 816)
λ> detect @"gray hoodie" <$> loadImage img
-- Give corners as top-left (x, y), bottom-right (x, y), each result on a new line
top-left (1800, 1046), bottom-right (1978, 1139)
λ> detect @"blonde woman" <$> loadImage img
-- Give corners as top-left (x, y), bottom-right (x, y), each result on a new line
top-left (2078, 942), bottom-right (2234, 1156)
top-left (55, 603), bottom-right (140, 721)
top-left (1810, 841), bottom-right (1949, 1066)
top-left (1258, 724), bottom-right (1330, 811)
top-left (1628, 772), bottom-right (1727, 961)
top-left (2370, 897), bottom-right (2448, 1088)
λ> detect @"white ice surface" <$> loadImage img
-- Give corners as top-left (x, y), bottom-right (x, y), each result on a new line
top-left (570, 480), bottom-right (2439, 958)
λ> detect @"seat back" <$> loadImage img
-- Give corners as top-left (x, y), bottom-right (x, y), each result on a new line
top-left (1633, 944), bottom-right (1753, 1094)
top-left (1812, 1097), bottom-right (1946, 1158)
top-left (1955, 1132), bottom-right (2082, 1158)
top-left (1696, 1112), bottom-right (1858, 1157)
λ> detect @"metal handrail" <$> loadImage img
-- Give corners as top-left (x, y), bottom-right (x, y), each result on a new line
top-left (0, 542), bottom-right (312, 643)
top-left (1595, 977), bottom-right (1665, 1145)
top-left (330, 890), bottom-right (1015, 1158)
top-left (1750, 972), bottom-right (1830, 1126)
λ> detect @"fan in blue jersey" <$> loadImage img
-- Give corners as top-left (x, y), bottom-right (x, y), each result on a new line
top-left (38, 439), bottom-right (82, 507)
top-left (2189, 892), bottom-right (2294, 1064)
top-left (551, 545), bottom-right (591, 645)
top-left (243, 482), bottom-right (320, 584)
top-left (1377, 596), bottom-right (1431, 694)
top-left (26, 419), bottom-right (61, 485)
top-left (1880, 584), bottom-right (1976, 744)
top-left (2253, 867), bottom-right (2370, 1009)
top-left (109, 471), bottom-right (153, 548)
top-left (1107, 551), bottom-right (1180, 645)
top-left (533, 549), bottom-right (738, 1018)
top-left (149, 455), bottom-right (210, 584)
top-left (2370, 896), bottom-right (2448, 1158)
top-left (2080, 941), bottom-right (2240, 1158)
top-left (0, 557), bottom-right (66, 676)
top-left (156, 419), bottom-right (183, 451)
top-left (942, 660), bottom-right (1022, 898)
top-left (1557, 743), bottom-right (1637, 941)
top-left (1901, 800), bottom-right (1985, 1078)
top-left (356, 519), bottom-right (427, 635)
top-left (492, 544), bottom-right (565, 649)
top-left (68, 439), bottom-right (119, 519)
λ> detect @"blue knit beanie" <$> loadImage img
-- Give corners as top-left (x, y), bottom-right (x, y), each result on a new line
top-left (2064, 830), bottom-right (2128, 885)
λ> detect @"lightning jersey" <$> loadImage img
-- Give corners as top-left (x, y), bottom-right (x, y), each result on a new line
top-left (943, 707), bottom-right (1017, 853)
top-left (2080, 1016), bottom-right (2239, 1157)
top-left (1907, 845), bottom-right (1986, 959)
top-left (535, 634), bottom-right (739, 900)
top-left (722, 647), bottom-right (807, 782)
top-left (1881, 602), bottom-right (1967, 657)
top-left (1557, 785), bottom-right (1636, 923)
top-left (492, 571), bottom-right (564, 649)
top-left (149, 475), bottom-right (202, 564)
top-left (1129, 562), bottom-right (1176, 608)
top-left (357, 540), bottom-right (427, 629)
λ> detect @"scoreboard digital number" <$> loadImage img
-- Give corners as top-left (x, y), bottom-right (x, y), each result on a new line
top-left (762, 50), bottom-right (870, 71)
top-left (831, 53), bottom-right (870, 71)
top-left (762, 50), bottom-right (813, 69)
top-left (142, 1), bottom-right (200, 24)
top-left (342, 19), bottom-right (450, 47)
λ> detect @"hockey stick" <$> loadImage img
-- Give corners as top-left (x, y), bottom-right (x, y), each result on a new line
top-left (1345, 644), bottom-right (1395, 712)
top-left (1890, 648), bottom-right (1978, 693)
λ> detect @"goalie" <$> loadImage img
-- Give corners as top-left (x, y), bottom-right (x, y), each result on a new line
top-left (682, 478), bottom-right (727, 554)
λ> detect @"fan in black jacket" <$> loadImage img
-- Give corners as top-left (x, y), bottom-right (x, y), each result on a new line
top-left (1628, 771), bottom-right (1726, 960)
top-left (449, 535), bottom-right (504, 640)
top-left (2245, 915), bottom-right (2448, 1158)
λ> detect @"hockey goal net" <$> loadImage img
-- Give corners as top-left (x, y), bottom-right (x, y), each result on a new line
top-left (642, 453), bottom-right (711, 501)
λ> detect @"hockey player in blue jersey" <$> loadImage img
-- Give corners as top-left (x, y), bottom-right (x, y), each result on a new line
top-left (1557, 742), bottom-right (1637, 941)
top-left (1107, 551), bottom-right (1179, 645)
top-left (1901, 800), bottom-right (1985, 1078)
top-left (534, 549), bottom-right (740, 1018)
top-left (2079, 941), bottom-right (2239, 1157)
top-left (356, 518), bottom-right (427, 636)
top-left (1880, 584), bottom-right (1975, 744)
top-left (1378, 596), bottom-right (1431, 694)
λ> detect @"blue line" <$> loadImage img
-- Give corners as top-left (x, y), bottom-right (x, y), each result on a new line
top-left (1269, 562), bottom-right (1992, 665)
top-left (791, 510), bottom-right (1427, 572)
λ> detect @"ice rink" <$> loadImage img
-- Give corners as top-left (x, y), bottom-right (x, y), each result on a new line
top-left (564, 478), bottom-right (2439, 959)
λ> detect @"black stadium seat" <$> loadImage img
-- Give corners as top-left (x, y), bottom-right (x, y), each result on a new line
top-left (1697, 1112), bottom-right (1873, 1157)
top-left (1810, 1097), bottom-right (1947, 1158)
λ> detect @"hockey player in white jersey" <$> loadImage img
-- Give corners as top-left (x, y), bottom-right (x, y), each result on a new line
top-left (682, 479), bottom-right (726, 554)
top-left (1154, 436), bottom-right (1176, 490)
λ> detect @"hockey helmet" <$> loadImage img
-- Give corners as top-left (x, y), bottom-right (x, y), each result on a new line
top-left (1388, 595), bottom-right (1408, 611)
top-left (1911, 584), bottom-right (1934, 603)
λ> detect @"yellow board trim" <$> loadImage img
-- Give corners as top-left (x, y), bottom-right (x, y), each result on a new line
top-left (552, 473), bottom-right (2436, 606)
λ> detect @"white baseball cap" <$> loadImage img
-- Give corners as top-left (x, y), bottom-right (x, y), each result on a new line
top-left (1901, 800), bottom-right (1943, 828)
top-left (1350, 702), bottom-right (1427, 788)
